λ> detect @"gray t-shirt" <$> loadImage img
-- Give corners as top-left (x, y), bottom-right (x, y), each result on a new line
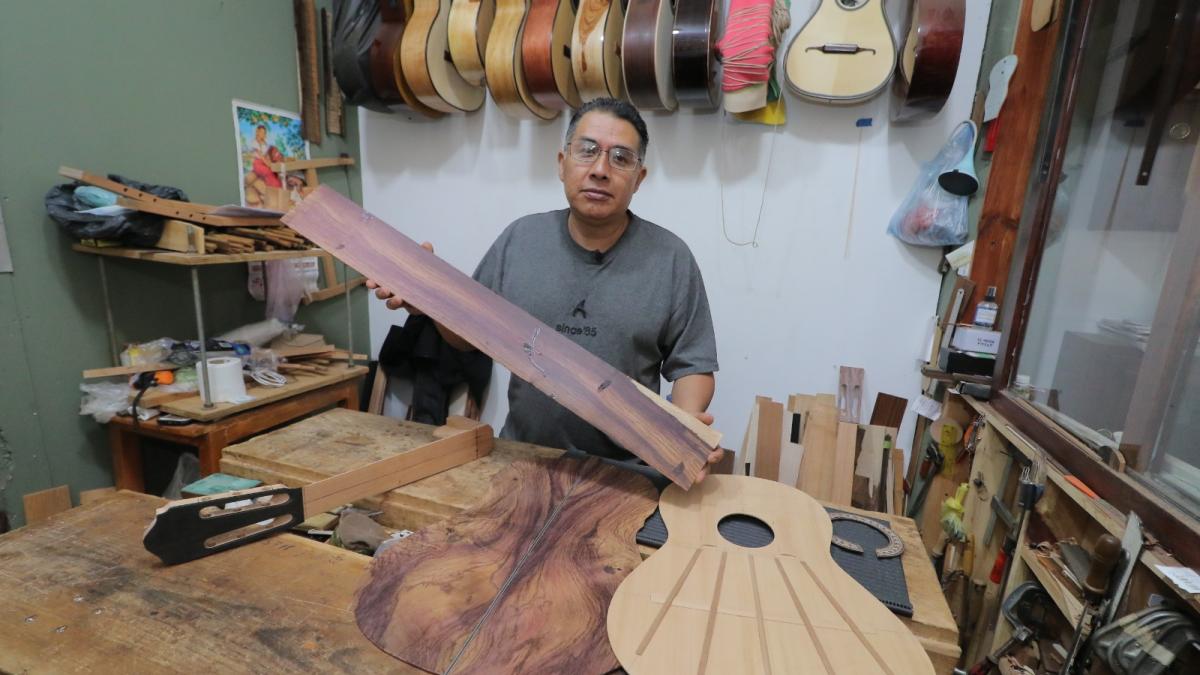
top-left (472, 209), bottom-right (719, 459)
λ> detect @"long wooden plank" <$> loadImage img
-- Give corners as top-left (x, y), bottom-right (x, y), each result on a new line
top-left (283, 186), bottom-right (718, 488)
top-left (752, 398), bottom-right (784, 481)
top-left (796, 397), bottom-right (839, 499)
top-left (22, 486), bottom-right (71, 524)
top-left (83, 361), bottom-right (178, 379)
top-left (355, 456), bottom-right (657, 673)
top-left (830, 422), bottom-right (858, 507)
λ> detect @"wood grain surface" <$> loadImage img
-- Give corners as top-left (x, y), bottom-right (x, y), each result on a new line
top-left (401, 0), bottom-right (486, 111)
top-left (522, 0), bottom-right (582, 109)
top-left (355, 456), bottom-right (657, 673)
top-left (283, 187), bottom-right (718, 488)
top-left (672, 0), bottom-right (721, 108)
top-left (572, 0), bottom-right (626, 100)
top-left (784, 0), bottom-right (897, 104)
top-left (486, 0), bottom-right (559, 118)
top-left (891, 0), bottom-right (965, 122)
top-left (608, 475), bottom-right (935, 674)
top-left (622, 0), bottom-right (678, 110)
top-left (447, 0), bottom-right (495, 86)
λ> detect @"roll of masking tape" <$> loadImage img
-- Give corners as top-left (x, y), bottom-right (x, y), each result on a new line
top-left (196, 357), bottom-right (248, 403)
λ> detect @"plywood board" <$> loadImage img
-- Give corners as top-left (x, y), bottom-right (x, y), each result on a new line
top-left (22, 486), bottom-right (71, 524)
top-left (752, 398), bottom-right (784, 481)
top-left (355, 456), bottom-right (657, 673)
top-left (608, 475), bottom-right (935, 674)
top-left (161, 365), bottom-right (366, 421)
top-left (283, 186), bottom-right (717, 488)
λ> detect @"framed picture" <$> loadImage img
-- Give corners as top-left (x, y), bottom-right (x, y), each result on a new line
top-left (231, 100), bottom-right (311, 209)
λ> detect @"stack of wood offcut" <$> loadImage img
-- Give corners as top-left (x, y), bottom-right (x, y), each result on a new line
top-left (60, 166), bottom-right (315, 255)
top-left (739, 389), bottom-right (911, 516)
top-left (269, 333), bottom-right (365, 373)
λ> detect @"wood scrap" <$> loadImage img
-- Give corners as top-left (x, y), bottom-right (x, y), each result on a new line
top-left (830, 422), bottom-right (858, 507)
top-left (294, 0), bottom-right (321, 144)
top-left (23, 486), bottom-right (72, 524)
top-left (83, 362), bottom-right (178, 379)
top-left (891, 447), bottom-right (906, 516)
top-left (838, 366), bottom-right (865, 423)
top-left (778, 409), bottom-right (805, 485)
top-left (752, 398), bottom-right (784, 481)
top-left (871, 392), bottom-right (909, 428)
top-left (797, 396), bottom-right (839, 500)
top-left (321, 7), bottom-right (344, 135)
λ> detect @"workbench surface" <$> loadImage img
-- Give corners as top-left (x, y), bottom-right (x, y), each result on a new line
top-left (0, 492), bottom-right (417, 674)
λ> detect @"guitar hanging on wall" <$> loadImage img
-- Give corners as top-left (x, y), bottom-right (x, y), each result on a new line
top-left (487, 0), bottom-right (561, 118)
top-left (622, 0), bottom-right (678, 111)
top-left (891, 0), bottom-right (966, 122)
top-left (573, 0), bottom-right (628, 101)
top-left (783, 0), bottom-right (896, 105)
top-left (671, 0), bottom-right (722, 109)
top-left (401, 0), bottom-right (487, 112)
top-left (522, 0), bottom-right (584, 110)
top-left (447, 0), bottom-right (496, 86)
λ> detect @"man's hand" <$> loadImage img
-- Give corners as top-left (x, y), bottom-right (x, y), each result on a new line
top-left (689, 410), bottom-right (724, 484)
top-left (365, 241), bottom-right (434, 312)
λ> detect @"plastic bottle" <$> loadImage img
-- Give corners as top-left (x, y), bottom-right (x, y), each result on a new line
top-left (974, 286), bottom-right (999, 328)
top-left (1012, 374), bottom-right (1032, 400)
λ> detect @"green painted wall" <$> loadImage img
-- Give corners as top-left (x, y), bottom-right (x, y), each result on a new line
top-left (0, 0), bottom-right (367, 526)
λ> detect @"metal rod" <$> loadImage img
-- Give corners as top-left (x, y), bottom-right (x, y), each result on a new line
top-left (343, 260), bottom-right (354, 368)
top-left (97, 257), bottom-right (120, 365)
top-left (191, 267), bottom-right (213, 409)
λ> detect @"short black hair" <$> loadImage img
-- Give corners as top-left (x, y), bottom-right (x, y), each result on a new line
top-left (564, 98), bottom-right (649, 158)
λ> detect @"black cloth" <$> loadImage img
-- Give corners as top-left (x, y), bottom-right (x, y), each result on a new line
top-left (378, 314), bottom-right (492, 425)
top-left (45, 174), bottom-right (189, 247)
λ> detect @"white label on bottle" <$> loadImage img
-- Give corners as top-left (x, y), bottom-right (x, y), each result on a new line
top-left (975, 307), bottom-right (998, 327)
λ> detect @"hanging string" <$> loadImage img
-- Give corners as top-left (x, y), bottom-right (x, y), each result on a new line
top-left (718, 115), bottom-right (781, 248)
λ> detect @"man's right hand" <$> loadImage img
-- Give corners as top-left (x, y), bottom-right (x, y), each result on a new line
top-left (365, 241), bottom-right (434, 313)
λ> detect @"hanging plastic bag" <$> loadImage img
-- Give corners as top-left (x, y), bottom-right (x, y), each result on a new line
top-left (888, 121), bottom-right (975, 247)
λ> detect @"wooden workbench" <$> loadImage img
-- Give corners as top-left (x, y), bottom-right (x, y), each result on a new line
top-left (221, 409), bottom-right (961, 672)
top-left (0, 492), bottom-right (420, 673)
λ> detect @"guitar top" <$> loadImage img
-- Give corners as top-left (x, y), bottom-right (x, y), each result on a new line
top-left (447, 0), bottom-right (496, 86)
top-left (523, 0), bottom-right (583, 110)
top-left (573, 0), bottom-right (627, 101)
top-left (488, 0), bottom-right (560, 118)
top-left (622, 0), bottom-right (678, 111)
top-left (672, 0), bottom-right (721, 108)
top-left (608, 475), bottom-right (936, 674)
top-left (784, 0), bottom-right (896, 105)
top-left (892, 0), bottom-right (965, 122)
top-left (402, 0), bottom-right (487, 112)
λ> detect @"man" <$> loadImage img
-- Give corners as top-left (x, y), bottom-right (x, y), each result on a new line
top-left (369, 98), bottom-right (722, 475)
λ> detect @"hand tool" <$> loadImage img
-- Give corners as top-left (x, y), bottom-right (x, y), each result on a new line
top-left (1062, 533), bottom-right (1122, 673)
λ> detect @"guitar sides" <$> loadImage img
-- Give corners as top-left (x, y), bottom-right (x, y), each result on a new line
top-left (487, 0), bottom-right (559, 119)
top-left (573, 0), bottom-right (627, 101)
top-left (622, 0), bottom-right (677, 111)
top-left (447, 0), bottom-right (496, 86)
top-left (783, 0), bottom-right (896, 105)
top-left (402, 0), bottom-right (486, 112)
top-left (671, 0), bottom-right (721, 108)
top-left (523, 0), bottom-right (582, 110)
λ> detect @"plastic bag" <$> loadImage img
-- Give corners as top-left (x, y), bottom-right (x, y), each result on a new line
top-left (80, 382), bottom-right (133, 424)
top-left (45, 174), bottom-right (189, 246)
top-left (888, 122), bottom-right (974, 247)
top-left (264, 260), bottom-right (307, 322)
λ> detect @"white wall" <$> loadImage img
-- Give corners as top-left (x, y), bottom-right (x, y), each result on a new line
top-left (362, 0), bottom-right (991, 465)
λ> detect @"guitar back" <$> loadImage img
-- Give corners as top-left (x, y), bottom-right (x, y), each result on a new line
top-left (672, 0), bottom-right (721, 108)
top-left (784, 0), bottom-right (896, 104)
top-left (891, 0), bottom-right (964, 121)
top-left (573, 0), bottom-right (626, 101)
top-left (402, 0), bottom-right (486, 112)
top-left (487, 0), bottom-right (559, 118)
top-left (447, 0), bottom-right (496, 86)
top-left (523, 0), bottom-right (582, 110)
top-left (608, 475), bottom-right (935, 674)
top-left (623, 0), bottom-right (677, 110)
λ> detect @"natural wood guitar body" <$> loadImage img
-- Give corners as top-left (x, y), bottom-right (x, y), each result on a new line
top-left (487, 0), bottom-right (559, 118)
top-left (447, 0), bottom-right (496, 86)
top-left (622, 0), bottom-right (677, 111)
top-left (783, 0), bottom-right (896, 105)
top-left (608, 475), bottom-right (935, 674)
top-left (402, 0), bottom-right (486, 112)
top-left (523, 0), bottom-right (583, 110)
top-left (572, 0), bottom-right (626, 101)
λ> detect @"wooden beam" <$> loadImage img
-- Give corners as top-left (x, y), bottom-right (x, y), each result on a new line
top-left (967, 0), bottom-right (1067, 323)
top-left (282, 186), bottom-right (719, 488)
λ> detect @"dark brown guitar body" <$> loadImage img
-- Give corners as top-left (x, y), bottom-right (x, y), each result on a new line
top-left (891, 0), bottom-right (965, 122)
top-left (671, 0), bottom-right (721, 109)
top-left (369, 0), bottom-right (408, 103)
top-left (623, 0), bottom-right (677, 111)
top-left (523, 0), bottom-right (582, 110)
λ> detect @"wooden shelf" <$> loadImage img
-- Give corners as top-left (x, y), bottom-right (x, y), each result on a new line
top-left (1020, 545), bottom-right (1085, 626)
top-left (922, 366), bottom-right (993, 386)
top-left (161, 365), bottom-right (368, 421)
top-left (72, 243), bottom-right (322, 266)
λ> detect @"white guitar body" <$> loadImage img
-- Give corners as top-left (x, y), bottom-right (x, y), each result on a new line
top-left (784, 0), bottom-right (896, 105)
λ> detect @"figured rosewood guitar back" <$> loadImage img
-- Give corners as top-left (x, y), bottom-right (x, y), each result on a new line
top-left (355, 457), bottom-right (657, 673)
top-left (523, 0), bottom-right (583, 110)
top-left (447, 0), bottom-right (496, 86)
top-left (487, 0), bottom-right (559, 118)
top-left (402, 0), bottom-right (486, 112)
top-left (672, 0), bottom-right (721, 108)
top-left (622, 0), bottom-right (677, 110)
top-left (608, 475), bottom-right (935, 674)
top-left (573, 0), bottom-right (626, 101)
top-left (783, 0), bottom-right (897, 105)
top-left (892, 0), bottom-right (965, 122)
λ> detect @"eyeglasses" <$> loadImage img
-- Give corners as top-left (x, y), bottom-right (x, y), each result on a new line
top-left (565, 139), bottom-right (641, 172)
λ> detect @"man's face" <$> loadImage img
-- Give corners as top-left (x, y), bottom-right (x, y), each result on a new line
top-left (557, 111), bottom-right (647, 225)
top-left (256, 127), bottom-right (266, 142)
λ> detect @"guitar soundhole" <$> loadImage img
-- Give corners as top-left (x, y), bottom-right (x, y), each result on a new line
top-left (717, 513), bottom-right (774, 548)
top-left (836, 0), bottom-right (866, 9)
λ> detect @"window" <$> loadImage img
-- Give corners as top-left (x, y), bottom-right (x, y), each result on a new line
top-left (1004, 0), bottom-right (1200, 516)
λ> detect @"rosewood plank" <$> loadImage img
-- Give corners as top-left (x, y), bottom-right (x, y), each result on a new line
top-left (354, 456), bottom-right (657, 673)
top-left (283, 186), bottom-right (719, 488)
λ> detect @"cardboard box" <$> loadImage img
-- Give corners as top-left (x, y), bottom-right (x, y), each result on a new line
top-left (950, 324), bottom-right (1002, 355)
